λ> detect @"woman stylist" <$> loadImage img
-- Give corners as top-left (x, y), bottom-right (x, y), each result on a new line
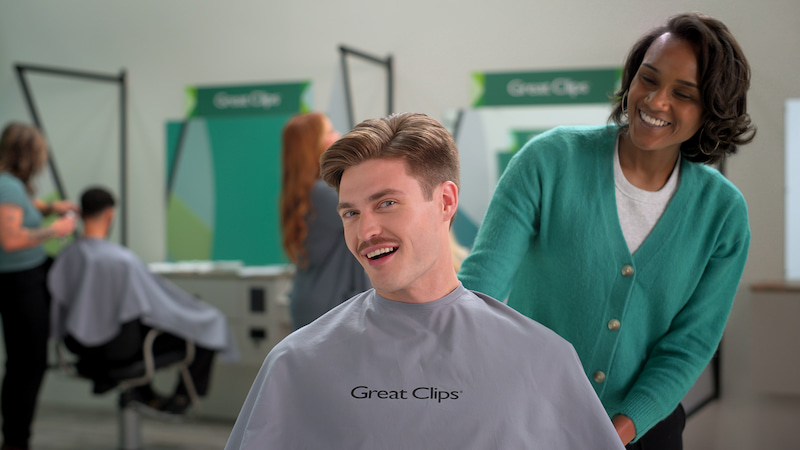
top-left (280, 113), bottom-right (370, 330)
top-left (459, 12), bottom-right (754, 449)
top-left (0, 123), bottom-right (76, 450)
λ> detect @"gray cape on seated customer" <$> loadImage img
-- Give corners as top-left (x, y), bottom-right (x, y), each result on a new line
top-left (225, 285), bottom-right (624, 449)
top-left (48, 237), bottom-right (238, 362)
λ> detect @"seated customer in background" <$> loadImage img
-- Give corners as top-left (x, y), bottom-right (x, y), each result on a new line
top-left (48, 187), bottom-right (238, 414)
top-left (225, 113), bottom-right (624, 449)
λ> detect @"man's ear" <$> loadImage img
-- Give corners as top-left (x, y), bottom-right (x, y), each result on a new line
top-left (440, 181), bottom-right (458, 223)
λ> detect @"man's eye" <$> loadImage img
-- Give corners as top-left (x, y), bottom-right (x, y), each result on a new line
top-left (379, 200), bottom-right (396, 208)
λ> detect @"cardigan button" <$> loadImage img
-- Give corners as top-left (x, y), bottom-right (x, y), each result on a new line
top-left (608, 319), bottom-right (621, 331)
top-left (621, 265), bottom-right (634, 277)
top-left (593, 371), bottom-right (606, 383)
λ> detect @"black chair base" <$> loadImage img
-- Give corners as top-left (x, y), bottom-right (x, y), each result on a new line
top-left (55, 329), bottom-right (198, 450)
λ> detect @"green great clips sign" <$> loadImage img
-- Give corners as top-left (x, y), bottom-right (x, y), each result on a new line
top-left (471, 68), bottom-right (621, 107)
top-left (186, 81), bottom-right (312, 117)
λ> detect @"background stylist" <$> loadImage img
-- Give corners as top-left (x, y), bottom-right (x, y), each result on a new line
top-left (0, 122), bottom-right (76, 450)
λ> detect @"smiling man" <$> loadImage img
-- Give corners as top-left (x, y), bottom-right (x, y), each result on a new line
top-left (225, 113), bottom-right (624, 449)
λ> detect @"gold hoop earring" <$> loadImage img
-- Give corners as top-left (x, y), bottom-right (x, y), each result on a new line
top-left (697, 128), bottom-right (721, 156)
top-left (621, 91), bottom-right (628, 116)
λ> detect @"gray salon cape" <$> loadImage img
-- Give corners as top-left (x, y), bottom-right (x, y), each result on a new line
top-left (226, 284), bottom-right (624, 449)
top-left (48, 237), bottom-right (238, 361)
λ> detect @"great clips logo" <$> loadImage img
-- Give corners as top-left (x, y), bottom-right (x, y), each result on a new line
top-left (350, 386), bottom-right (462, 403)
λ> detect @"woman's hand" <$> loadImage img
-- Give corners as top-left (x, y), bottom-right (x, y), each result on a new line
top-left (612, 414), bottom-right (637, 446)
top-left (35, 199), bottom-right (79, 216)
top-left (0, 203), bottom-right (76, 251)
top-left (49, 200), bottom-right (79, 216)
top-left (50, 212), bottom-right (76, 237)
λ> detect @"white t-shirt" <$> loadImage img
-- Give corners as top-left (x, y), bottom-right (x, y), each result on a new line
top-left (614, 141), bottom-right (680, 254)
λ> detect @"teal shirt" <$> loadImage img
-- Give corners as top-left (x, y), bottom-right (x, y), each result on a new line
top-left (459, 125), bottom-right (750, 440)
top-left (0, 171), bottom-right (46, 272)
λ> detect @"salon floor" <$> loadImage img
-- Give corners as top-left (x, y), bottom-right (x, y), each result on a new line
top-left (31, 404), bottom-right (233, 450)
top-left (23, 359), bottom-right (246, 450)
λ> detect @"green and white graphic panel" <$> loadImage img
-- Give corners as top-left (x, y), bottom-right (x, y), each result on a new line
top-left (166, 119), bottom-right (215, 261)
top-left (167, 81), bottom-right (310, 265)
top-left (455, 68), bottom-right (620, 247)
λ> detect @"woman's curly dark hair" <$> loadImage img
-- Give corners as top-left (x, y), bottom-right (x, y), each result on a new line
top-left (0, 122), bottom-right (48, 195)
top-left (610, 12), bottom-right (756, 164)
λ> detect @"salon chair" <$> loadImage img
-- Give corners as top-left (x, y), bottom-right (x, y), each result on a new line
top-left (55, 326), bottom-right (198, 450)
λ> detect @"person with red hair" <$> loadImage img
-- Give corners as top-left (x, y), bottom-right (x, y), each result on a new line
top-left (280, 113), bottom-right (370, 330)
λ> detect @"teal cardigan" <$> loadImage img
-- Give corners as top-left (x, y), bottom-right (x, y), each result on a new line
top-left (459, 125), bottom-right (750, 440)
top-left (0, 171), bottom-right (46, 272)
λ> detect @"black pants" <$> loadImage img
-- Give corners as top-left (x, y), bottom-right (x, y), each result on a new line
top-left (0, 260), bottom-right (52, 449)
top-left (65, 320), bottom-right (215, 396)
top-left (626, 404), bottom-right (686, 450)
